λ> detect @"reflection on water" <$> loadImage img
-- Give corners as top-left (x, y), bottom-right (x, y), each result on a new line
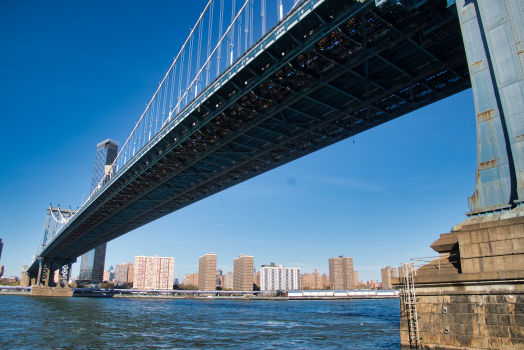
top-left (0, 296), bottom-right (399, 349)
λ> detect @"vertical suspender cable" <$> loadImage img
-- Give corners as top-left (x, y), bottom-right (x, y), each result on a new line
top-left (238, 10), bottom-right (242, 58)
top-left (230, 0), bottom-right (236, 66)
top-left (168, 62), bottom-right (177, 124)
top-left (186, 33), bottom-right (194, 105)
top-left (244, 4), bottom-right (248, 52)
top-left (161, 72), bottom-right (169, 127)
top-left (206, 0), bottom-right (214, 86)
top-left (261, 0), bottom-right (266, 33)
top-left (217, 0), bottom-right (224, 76)
top-left (250, 0), bottom-right (253, 46)
top-left (195, 20), bottom-right (204, 98)
top-left (177, 49), bottom-right (185, 113)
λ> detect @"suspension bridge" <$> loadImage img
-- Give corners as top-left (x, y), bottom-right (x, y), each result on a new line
top-left (27, 0), bottom-right (524, 288)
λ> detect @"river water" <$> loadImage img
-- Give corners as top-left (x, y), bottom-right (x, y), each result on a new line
top-left (0, 295), bottom-right (399, 349)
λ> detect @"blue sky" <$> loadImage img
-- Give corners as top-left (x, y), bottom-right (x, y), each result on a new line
top-left (0, 0), bottom-right (476, 282)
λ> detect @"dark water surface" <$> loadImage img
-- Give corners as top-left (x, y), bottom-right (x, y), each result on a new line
top-left (0, 295), bottom-right (400, 349)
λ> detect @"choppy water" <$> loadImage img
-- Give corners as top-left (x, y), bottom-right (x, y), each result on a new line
top-left (0, 295), bottom-right (399, 349)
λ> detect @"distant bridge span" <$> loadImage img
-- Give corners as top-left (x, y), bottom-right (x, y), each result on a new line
top-left (28, 0), bottom-right (472, 280)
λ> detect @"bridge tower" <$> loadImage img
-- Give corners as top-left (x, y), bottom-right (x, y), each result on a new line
top-left (29, 206), bottom-right (77, 296)
top-left (397, 1), bottom-right (524, 349)
top-left (458, 0), bottom-right (524, 219)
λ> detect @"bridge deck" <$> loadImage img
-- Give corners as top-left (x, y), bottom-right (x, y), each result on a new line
top-left (29, 0), bottom-right (470, 275)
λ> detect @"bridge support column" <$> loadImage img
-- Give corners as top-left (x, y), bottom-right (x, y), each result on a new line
top-left (394, 1), bottom-right (524, 349)
top-left (31, 259), bottom-right (73, 297)
top-left (456, 0), bottom-right (524, 216)
top-left (41, 261), bottom-right (51, 287)
top-left (36, 259), bottom-right (43, 286)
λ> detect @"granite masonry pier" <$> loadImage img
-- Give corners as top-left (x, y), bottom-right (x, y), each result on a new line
top-left (30, 286), bottom-right (73, 297)
top-left (393, 215), bottom-right (524, 349)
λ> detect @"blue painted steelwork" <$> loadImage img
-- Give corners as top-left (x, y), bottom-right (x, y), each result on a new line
top-left (457, 0), bottom-right (524, 215)
top-left (36, 206), bottom-right (76, 258)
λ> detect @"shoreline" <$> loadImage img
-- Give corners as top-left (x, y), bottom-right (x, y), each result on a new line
top-left (0, 290), bottom-right (398, 300)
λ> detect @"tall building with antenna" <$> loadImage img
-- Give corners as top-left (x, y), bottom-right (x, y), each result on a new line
top-left (78, 139), bottom-right (119, 283)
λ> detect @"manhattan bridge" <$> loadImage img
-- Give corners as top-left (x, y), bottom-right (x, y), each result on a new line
top-left (27, 0), bottom-right (524, 287)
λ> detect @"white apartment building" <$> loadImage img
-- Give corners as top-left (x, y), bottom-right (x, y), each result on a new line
top-left (260, 264), bottom-right (300, 291)
top-left (133, 255), bottom-right (175, 290)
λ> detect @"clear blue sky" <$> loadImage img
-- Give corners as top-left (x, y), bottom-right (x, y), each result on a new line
top-left (0, 0), bottom-right (476, 282)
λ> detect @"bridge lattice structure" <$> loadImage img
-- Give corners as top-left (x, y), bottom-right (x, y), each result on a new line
top-left (28, 0), bottom-right (473, 282)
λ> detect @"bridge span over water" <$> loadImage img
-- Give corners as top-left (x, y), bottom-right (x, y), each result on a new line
top-left (27, 0), bottom-right (524, 287)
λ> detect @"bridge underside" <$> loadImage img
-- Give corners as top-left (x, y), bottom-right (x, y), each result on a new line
top-left (29, 0), bottom-right (470, 275)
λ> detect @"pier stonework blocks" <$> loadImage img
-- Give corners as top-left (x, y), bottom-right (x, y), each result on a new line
top-left (30, 286), bottom-right (73, 297)
top-left (395, 217), bottom-right (524, 350)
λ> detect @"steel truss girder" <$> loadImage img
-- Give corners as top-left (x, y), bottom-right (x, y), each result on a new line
top-left (30, 0), bottom-right (469, 273)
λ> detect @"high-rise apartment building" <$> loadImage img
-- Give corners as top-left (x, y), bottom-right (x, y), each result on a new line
top-left (103, 270), bottom-right (110, 281)
top-left (198, 253), bottom-right (217, 291)
top-left (115, 262), bottom-right (134, 287)
top-left (0, 265), bottom-right (4, 278)
top-left (79, 139), bottom-right (119, 282)
top-left (354, 271), bottom-right (359, 286)
top-left (134, 255), bottom-right (175, 290)
top-left (260, 264), bottom-right (300, 291)
top-left (0, 238), bottom-right (3, 260)
top-left (233, 254), bottom-right (254, 291)
top-left (381, 265), bottom-right (398, 290)
top-left (328, 255), bottom-right (355, 290)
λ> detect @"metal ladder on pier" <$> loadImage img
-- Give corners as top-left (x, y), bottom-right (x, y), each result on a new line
top-left (402, 263), bottom-right (420, 349)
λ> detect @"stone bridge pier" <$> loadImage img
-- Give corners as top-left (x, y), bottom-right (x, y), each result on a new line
top-left (394, 0), bottom-right (524, 348)
top-left (28, 258), bottom-right (75, 297)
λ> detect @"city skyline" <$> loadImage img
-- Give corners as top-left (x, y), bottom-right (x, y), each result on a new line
top-left (0, 0), bottom-right (476, 282)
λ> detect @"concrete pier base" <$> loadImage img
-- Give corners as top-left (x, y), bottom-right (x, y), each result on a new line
top-left (394, 216), bottom-right (524, 349)
top-left (31, 286), bottom-right (73, 297)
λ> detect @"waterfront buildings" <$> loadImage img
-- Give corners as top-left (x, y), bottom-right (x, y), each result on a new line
top-left (260, 263), bottom-right (300, 291)
top-left (216, 269), bottom-right (222, 287)
top-left (79, 139), bottom-right (119, 282)
top-left (301, 269), bottom-right (330, 290)
top-left (253, 271), bottom-right (261, 290)
top-left (103, 270), bottom-right (110, 282)
top-left (381, 266), bottom-right (398, 290)
top-left (134, 255), bottom-right (175, 290)
top-left (115, 262), bottom-right (134, 287)
top-left (198, 253), bottom-right (217, 291)
top-left (328, 255), bottom-right (355, 290)
top-left (222, 271), bottom-right (233, 290)
top-left (354, 271), bottom-right (359, 286)
top-left (108, 266), bottom-right (115, 281)
top-left (233, 254), bottom-right (254, 291)
top-left (183, 272), bottom-right (198, 287)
